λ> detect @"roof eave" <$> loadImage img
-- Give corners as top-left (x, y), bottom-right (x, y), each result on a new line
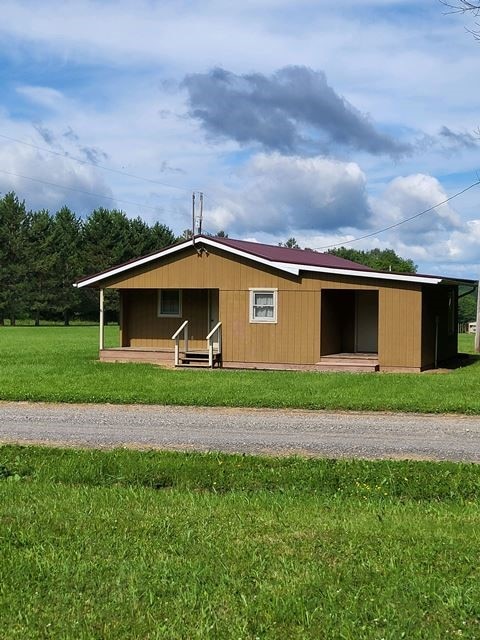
top-left (73, 234), bottom-right (477, 289)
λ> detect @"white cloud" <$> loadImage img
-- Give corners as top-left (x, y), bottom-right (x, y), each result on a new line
top-left (0, 0), bottom-right (479, 279)
top-left (371, 173), bottom-right (462, 241)
top-left (206, 153), bottom-right (371, 234)
top-left (0, 140), bottom-right (113, 214)
top-left (16, 86), bottom-right (66, 111)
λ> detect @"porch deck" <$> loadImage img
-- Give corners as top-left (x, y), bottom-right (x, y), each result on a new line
top-left (316, 353), bottom-right (379, 372)
top-left (100, 347), bottom-right (175, 365)
top-left (100, 348), bottom-right (379, 372)
top-left (100, 347), bottom-right (222, 368)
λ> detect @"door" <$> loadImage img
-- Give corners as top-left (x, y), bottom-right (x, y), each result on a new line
top-left (208, 290), bottom-right (220, 349)
top-left (355, 291), bottom-right (378, 353)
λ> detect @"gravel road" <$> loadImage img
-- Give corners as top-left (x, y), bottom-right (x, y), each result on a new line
top-left (1, 401), bottom-right (480, 461)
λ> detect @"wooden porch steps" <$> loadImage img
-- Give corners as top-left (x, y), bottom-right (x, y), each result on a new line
top-left (317, 353), bottom-right (379, 373)
top-left (178, 351), bottom-right (222, 368)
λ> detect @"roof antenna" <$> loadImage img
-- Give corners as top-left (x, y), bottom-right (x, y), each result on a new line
top-left (192, 191), bottom-right (205, 255)
top-left (198, 192), bottom-right (203, 235)
top-left (191, 192), bottom-right (196, 248)
top-left (192, 191), bottom-right (204, 236)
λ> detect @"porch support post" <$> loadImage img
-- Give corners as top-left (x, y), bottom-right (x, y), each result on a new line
top-left (475, 281), bottom-right (480, 353)
top-left (99, 288), bottom-right (105, 351)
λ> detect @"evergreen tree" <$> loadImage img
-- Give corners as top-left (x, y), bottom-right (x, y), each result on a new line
top-left (279, 237), bottom-right (300, 249)
top-left (146, 221), bottom-right (176, 252)
top-left (25, 209), bottom-right (56, 325)
top-left (458, 290), bottom-right (477, 323)
top-left (0, 192), bottom-right (29, 325)
top-left (51, 207), bottom-right (83, 325)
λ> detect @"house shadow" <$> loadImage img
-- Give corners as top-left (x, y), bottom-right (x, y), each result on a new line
top-left (426, 352), bottom-right (480, 373)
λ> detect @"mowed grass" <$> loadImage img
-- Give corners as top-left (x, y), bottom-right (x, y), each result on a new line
top-left (1, 446), bottom-right (480, 639)
top-left (0, 326), bottom-right (479, 412)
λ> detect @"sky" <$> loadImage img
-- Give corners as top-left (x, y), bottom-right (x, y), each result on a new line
top-left (0, 0), bottom-right (480, 277)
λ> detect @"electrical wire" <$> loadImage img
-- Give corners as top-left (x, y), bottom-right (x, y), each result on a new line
top-left (0, 132), bottom-right (194, 193)
top-left (0, 168), bottom-right (174, 212)
top-left (313, 178), bottom-right (480, 251)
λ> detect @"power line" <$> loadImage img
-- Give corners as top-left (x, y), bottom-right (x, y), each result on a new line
top-left (0, 167), bottom-right (176, 212)
top-left (313, 178), bottom-right (480, 251)
top-left (0, 132), bottom-right (193, 193)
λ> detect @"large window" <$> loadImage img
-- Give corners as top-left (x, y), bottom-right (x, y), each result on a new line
top-left (158, 289), bottom-right (182, 317)
top-left (249, 288), bottom-right (278, 323)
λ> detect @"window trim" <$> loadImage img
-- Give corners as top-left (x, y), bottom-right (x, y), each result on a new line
top-left (157, 289), bottom-right (182, 318)
top-left (249, 288), bottom-right (278, 324)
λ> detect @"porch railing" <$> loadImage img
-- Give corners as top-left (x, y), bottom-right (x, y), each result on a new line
top-left (206, 322), bottom-right (222, 368)
top-left (171, 320), bottom-right (189, 366)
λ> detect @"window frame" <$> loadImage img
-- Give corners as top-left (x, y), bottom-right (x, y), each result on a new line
top-left (157, 289), bottom-right (182, 318)
top-left (249, 288), bottom-right (278, 324)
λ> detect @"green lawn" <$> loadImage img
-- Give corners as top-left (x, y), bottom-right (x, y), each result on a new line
top-left (0, 326), bottom-right (479, 413)
top-left (1, 446), bottom-right (480, 639)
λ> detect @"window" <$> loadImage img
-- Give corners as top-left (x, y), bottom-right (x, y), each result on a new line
top-left (249, 288), bottom-right (277, 323)
top-left (158, 289), bottom-right (182, 317)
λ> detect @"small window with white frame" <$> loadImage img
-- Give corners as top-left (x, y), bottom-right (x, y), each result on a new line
top-left (249, 288), bottom-right (278, 323)
top-left (158, 289), bottom-right (182, 317)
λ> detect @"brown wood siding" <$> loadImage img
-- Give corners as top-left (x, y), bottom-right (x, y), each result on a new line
top-left (103, 246), bottom-right (425, 368)
top-left (378, 287), bottom-right (422, 369)
top-left (220, 289), bottom-right (319, 364)
top-left (125, 289), bottom-right (208, 350)
top-left (104, 248), bottom-right (299, 291)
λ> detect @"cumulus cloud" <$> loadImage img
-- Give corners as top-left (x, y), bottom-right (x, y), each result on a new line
top-left (206, 164), bottom-right (478, 276)
top-left (207, 153), bottom-right (372, 234)
top-left (371, 174), bottom-right (462, 244)
top-left (183, 66), bottom-right (411, 158)
top-left (0, 141), bottom-right (114, 214)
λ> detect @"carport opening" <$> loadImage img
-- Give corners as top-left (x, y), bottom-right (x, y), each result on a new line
top-left (321, 290), bottom-right (378, 356)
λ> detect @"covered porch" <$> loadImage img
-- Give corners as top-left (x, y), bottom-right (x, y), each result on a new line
top-left (98, 287), bottom-right (222, 367)
top-left (318, 289), bottom-right (379, 372)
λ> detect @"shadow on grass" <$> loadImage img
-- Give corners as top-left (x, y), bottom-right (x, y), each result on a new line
top-left (432, 352), bottom-right (480, 372)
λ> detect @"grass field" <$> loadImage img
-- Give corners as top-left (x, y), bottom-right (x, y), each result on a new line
top-left (0, 326), bottom-right (478, 413)
top-left (1, 445), bottom-right (480, 639)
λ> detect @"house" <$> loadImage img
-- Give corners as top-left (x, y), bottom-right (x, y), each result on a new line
top-left (75, 235), bottom-right (477, 372)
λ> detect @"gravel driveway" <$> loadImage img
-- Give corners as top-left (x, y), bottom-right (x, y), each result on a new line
top-left (1, 401), bottom-right (480, 462)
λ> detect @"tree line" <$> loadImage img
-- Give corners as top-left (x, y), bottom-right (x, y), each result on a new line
top-left (0, 192), bottom-right (176, 325)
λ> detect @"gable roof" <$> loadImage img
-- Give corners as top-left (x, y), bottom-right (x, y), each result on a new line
top-left (75, 234), bottom-right (476, 288)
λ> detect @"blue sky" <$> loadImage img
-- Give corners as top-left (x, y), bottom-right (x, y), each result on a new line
top-left (0, 0), bottom-right (479, 277)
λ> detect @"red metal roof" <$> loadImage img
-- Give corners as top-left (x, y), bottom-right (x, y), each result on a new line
top-left (209, 236), bottom-right (374, 271)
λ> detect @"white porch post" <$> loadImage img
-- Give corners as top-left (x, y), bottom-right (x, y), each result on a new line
top-left (475, 281), bottom-right (480, 353)
top-left (99, 288), bottom-right (105, 351)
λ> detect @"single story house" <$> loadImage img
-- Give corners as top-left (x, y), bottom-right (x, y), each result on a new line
top-left (75, 235), bottom-right (477, 372)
